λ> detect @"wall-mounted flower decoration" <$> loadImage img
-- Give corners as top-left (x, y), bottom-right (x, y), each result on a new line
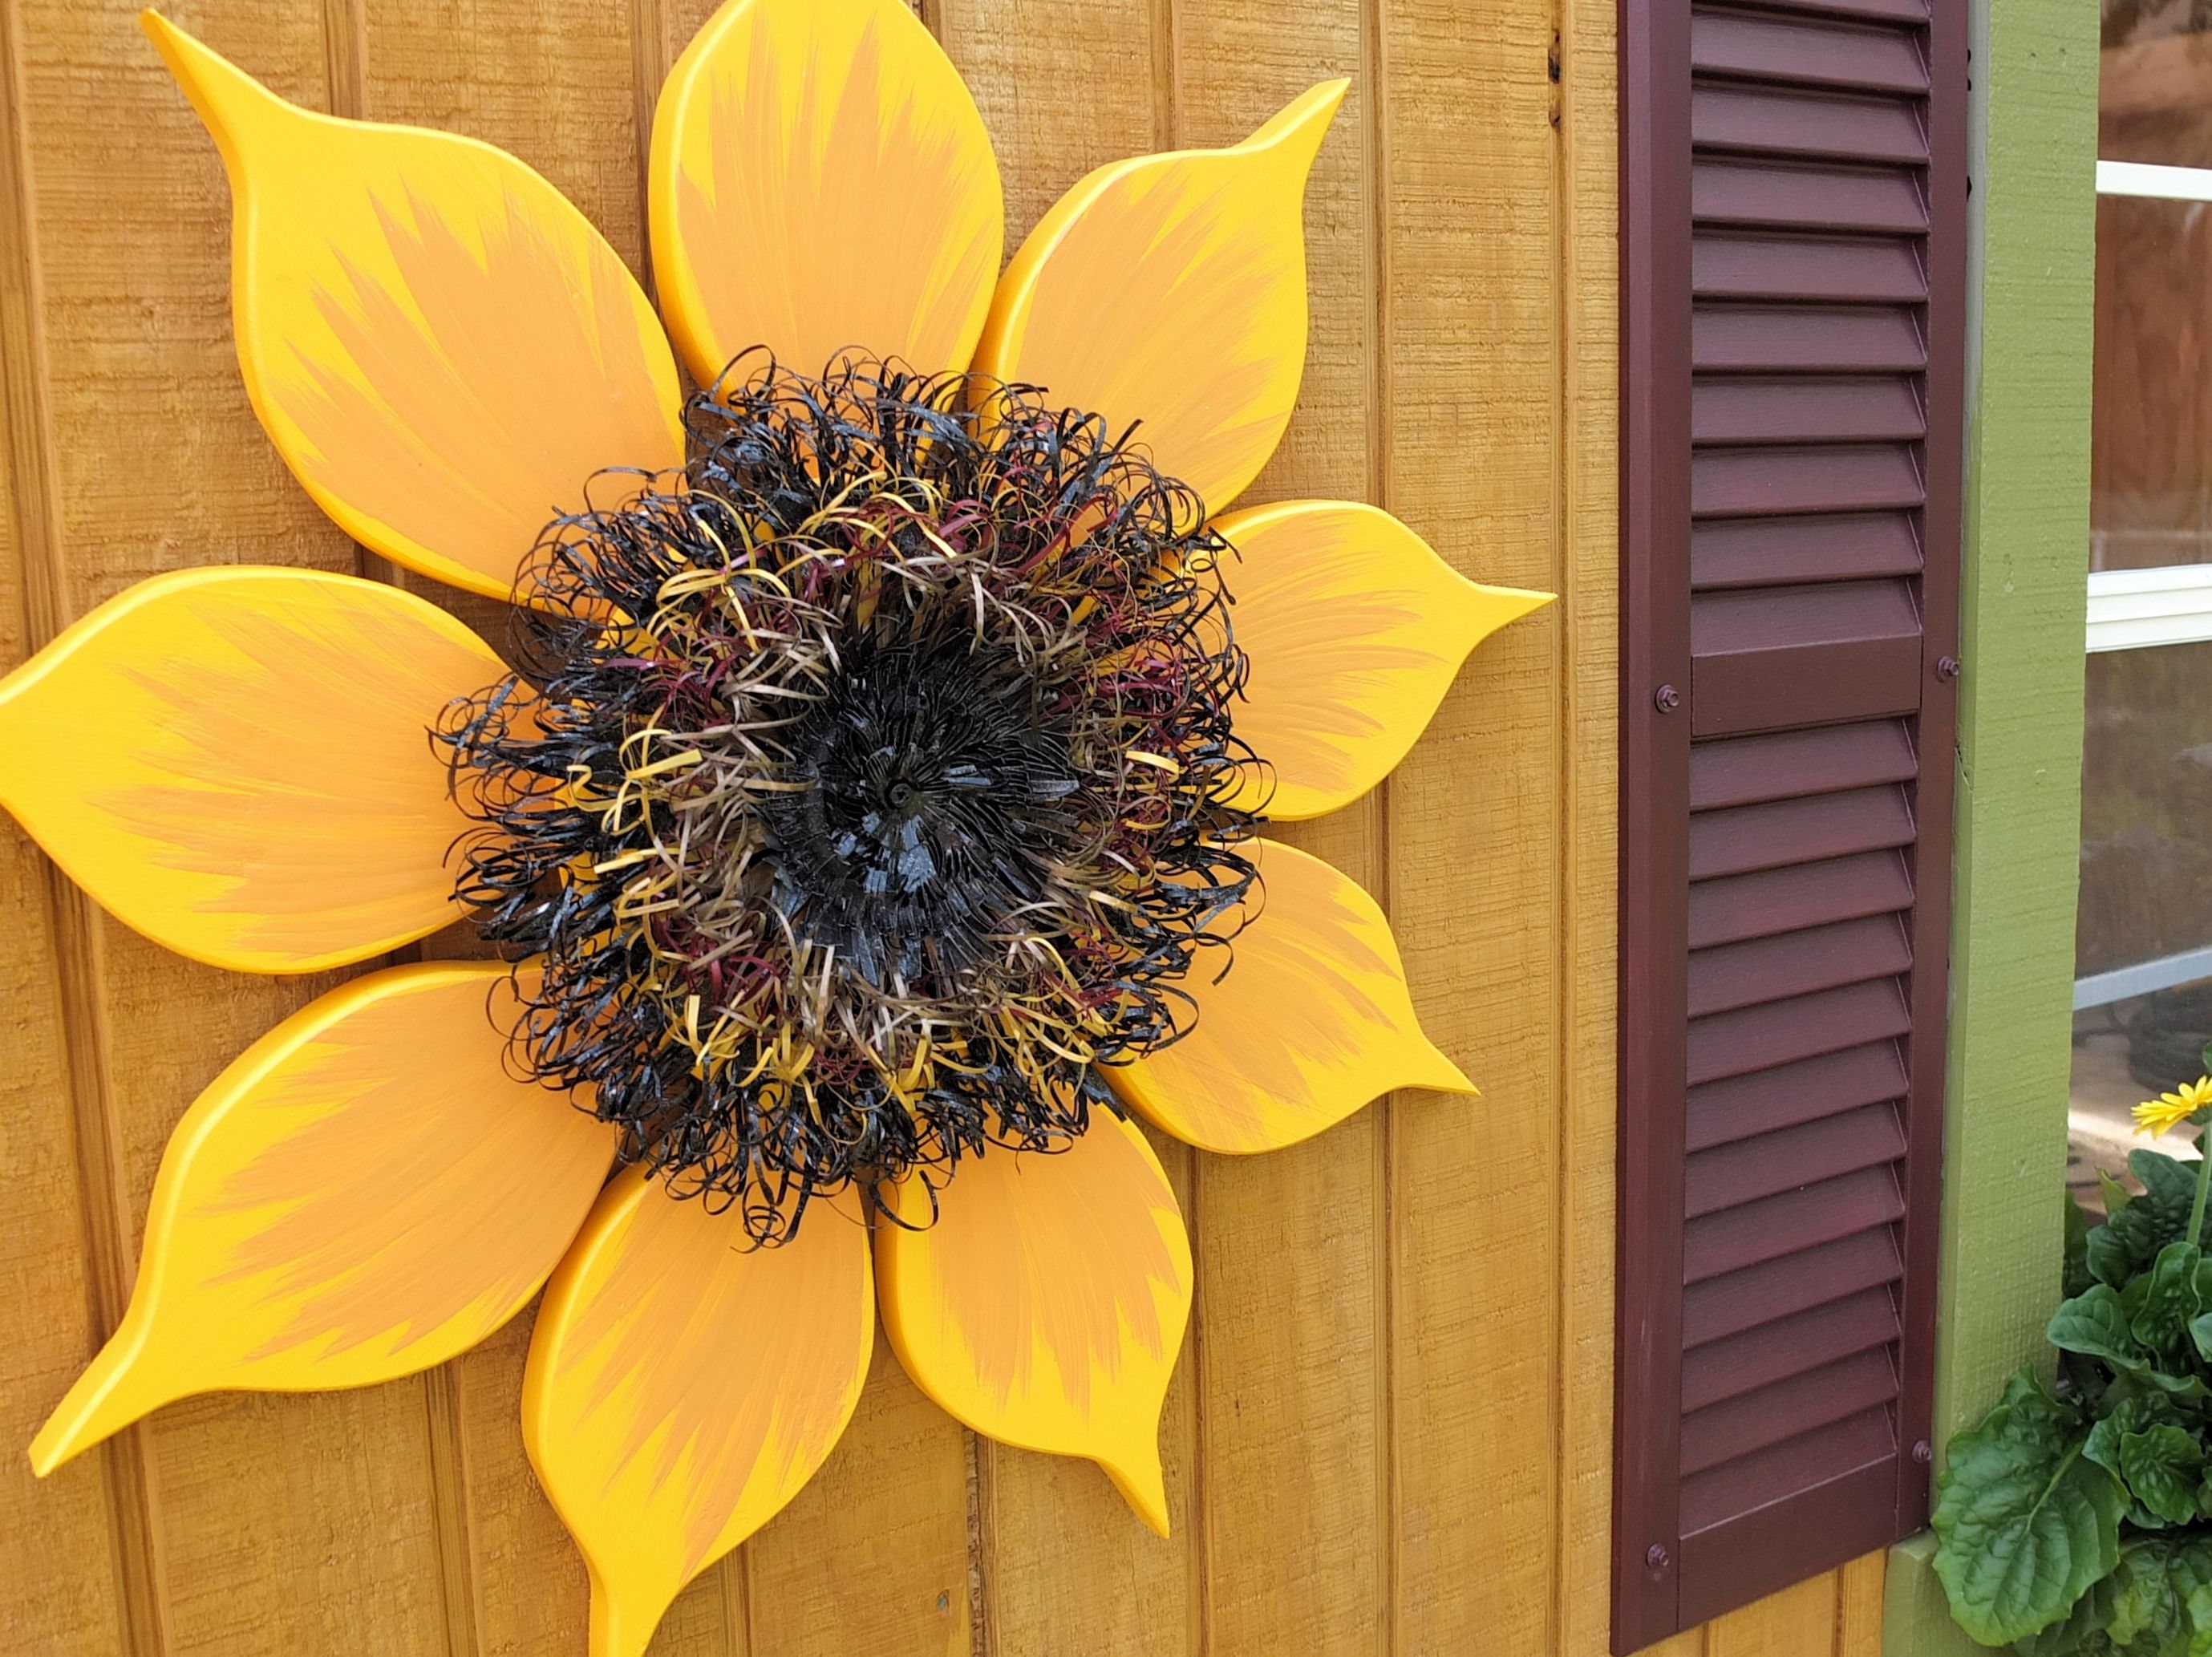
top-left (2, 2), bottom-right (1550, 1653)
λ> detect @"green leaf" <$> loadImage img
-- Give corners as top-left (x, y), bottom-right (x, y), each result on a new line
top-left (2055, 1286), bottom-right (2153, 1370)
top-left (2107, 1540), bottom-right (2174, 1645)
top-left (2096, 1223), bottom-right (2151, 1292)
top-left (2092, 1155), bottom-right (2205, 1290)
top-left (2121, 1426), bottom-right (2206, 1525)
top-left (2084, 1404), bottom-right (2138, 1483)
top-left (2083, 1396), bottom-right (2174, 1531)
top-left (2038, 1535), bottom-right (2212, 1656)
top-left (2071, 1194), bottom-right (2099, 1300)
top-left (2176, 1534), bottom-right (2212, 1603)
top-left (2136, 1151), bottom-right (2201, 1213)
top-left (2189, 1581), bottom-right (2212, 1657)
top-left (2104, 1169), bottom-right (2137, 1217)
top-left (1933, 1371), bottom-right (2127, 1645)
top-left (2011, 1596), bottom-right (2113, 1657)
top-left (2049, 1284), bottom-right (2212, 1400)
top-left (2136, 1245), bottom-right (2209, 1357)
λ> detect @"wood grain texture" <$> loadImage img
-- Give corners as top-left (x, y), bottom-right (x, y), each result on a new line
top-left (940, 10), bottom-right (1204, 1653)
top-left (1557, 0), bottom-right (1618, 1637)
top-left (0, 0), bottom-right (1886, 1653)
top-left (1381, 0), bottom-right (1566, 1647)
top-left (10, 4), bottom-right (445, 1655)
top-left (0, 7), bottom-right (140, 1648)
top-left (1169, 3), bottom-right (1391, 1655)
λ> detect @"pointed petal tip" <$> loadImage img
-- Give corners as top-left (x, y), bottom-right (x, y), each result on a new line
top-left (26, 1420), bottom-right (82, 1480)
top-left (1242, 79), bottom-right (1350, 168)
top-left (28, 1327), bottom-right (165, 1477)
top-left (1420, 1041), bottom-right (1480, 1098)
top-left (1443, 577), bottom-right (1558, 658)
top-left (140, 10), bottom-right (282, 145)
top-left (1100, 1448), bottom-right (1173, 1538)
top-left (1493, 584), bottom-right (1559, 618)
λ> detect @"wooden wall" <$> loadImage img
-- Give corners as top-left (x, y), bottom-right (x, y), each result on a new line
top-left (0, 0), bottom-right (1870, 1651)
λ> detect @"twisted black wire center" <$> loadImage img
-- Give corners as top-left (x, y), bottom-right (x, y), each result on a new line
top-left (757, 634), bottom-right (1082, 989)
top-left (440, 354), bottom-right (1266, 1242)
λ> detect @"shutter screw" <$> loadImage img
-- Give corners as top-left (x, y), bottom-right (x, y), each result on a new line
top-left (1646, 1543), bottom-right (1671, 1570)
top-left (1935, 656), bottom-right (1961, 682)
top-left (1913, 1440), bottom-right (1934, 1465)
top-left (1653, 683), bottom-right (1682, 713)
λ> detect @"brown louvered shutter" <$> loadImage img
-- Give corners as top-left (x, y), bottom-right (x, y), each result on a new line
top-left (1614, 0), bottom-right (1965, 1643)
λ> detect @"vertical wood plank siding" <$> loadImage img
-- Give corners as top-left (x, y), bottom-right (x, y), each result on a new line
top-left (1616, 0), bottom-right (1966, 1643)
top-left (0, 0), bottom-right (1858, 1651)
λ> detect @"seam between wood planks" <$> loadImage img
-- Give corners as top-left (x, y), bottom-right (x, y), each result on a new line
top-left (1144, 18), bottom-right (1217, 1655)
top-left (630, 0), bottom-right (666, 305)
top-left (1359, 3), bottom-right (1400, 1654)
top-left (1547, 0), bottom-right (1578, 1647)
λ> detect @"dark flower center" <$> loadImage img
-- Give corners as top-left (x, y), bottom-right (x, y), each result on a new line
top-left (440, 355), bottom-right (1264, 1242)
top-left (757, 634), bottom-right (1081, 987)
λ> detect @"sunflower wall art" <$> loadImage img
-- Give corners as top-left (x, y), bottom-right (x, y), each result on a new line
top-left (1, 2), bottom-right (1550, 1652)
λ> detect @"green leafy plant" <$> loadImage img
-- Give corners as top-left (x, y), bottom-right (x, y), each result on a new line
top-left (1935, 1074), bottom-right (2212, 1653)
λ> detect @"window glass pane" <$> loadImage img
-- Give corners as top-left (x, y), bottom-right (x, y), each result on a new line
top-left (2094, 10), bottom-right (2212, 570)
top-left (2079, 643), bottom-right (2212, 978)
top-left (2072, 6), bottom-right (2212, 1190)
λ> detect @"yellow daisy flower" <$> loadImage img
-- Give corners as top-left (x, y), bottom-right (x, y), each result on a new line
top-left (2134, 1076), bottom-right (2212, 1140)
top-left (1, 6), bottom-right (1550, 1655)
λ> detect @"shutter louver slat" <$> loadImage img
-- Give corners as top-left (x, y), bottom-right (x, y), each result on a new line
top-left (1688, 720), bottom-right (1919, 808)
top-left (1692, 87), bottom-right (1930, 164)
top-left (1687, 914), bottom-right (1913, 1016)
top-left (1691, 445), bottom-right (1926, 515)
top-left (1690, 512), bottom-right (1924, 585)
top-left (1693, 235), bottom-right (1929, 302)
top-left (1690, 11), bottom-right (1930, 91)
top-left (1683, 1165), bottom-right (1906, 1282)
top-left (1684, 1103), bottom-right (1908, 1215)
top-left (1691, 162), bottom-right (1930, 234)
top-left (1686, 1041), bottom-right (1912, 1148)
top-left (1679, 1348), bottom-right (1901, 1475)
top-left (1680, 1288), bottom-right (1904, 1412)
top-left (1686, 978), bottom-right (1912, 1084)
top-left (1692, 376), bottom-right (1928, 444)
top-left (1677, 1408), bottom-right (1896, 1538)
top-left (1747, 0), bottom-right (1929, 22)
top-left (1686, 849), bottom-right (1913, 948)
top-left (1694, 306), bottom-right (1928, 374)
top-left (1679, 1227), bottom-right (1904, 1345)
top-left (1620, 0), bottom-right (1958, 1636)
top-left (1687, 784), bottom-right (1915, 878)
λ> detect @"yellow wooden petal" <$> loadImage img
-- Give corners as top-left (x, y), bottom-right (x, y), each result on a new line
top-left (876, 1113), bottom-right (1192, 1534)
top-left (1215, 500), bottom-right (1554, 819)
top-left (1107, 839), bottom-right (1473, 1155)
top-left (973, 80), bottom-right (1346, 516)
top-left (525, 1171), bottom-right (874, 1657)
top-left (0, 566), bottom-right (502, 973)
top-left (30, 963), bottom-right (615, 1474)
top-left (144, 13), bottom-right (684, 599)
top-left (649, 0), bottom-right (1003, 383)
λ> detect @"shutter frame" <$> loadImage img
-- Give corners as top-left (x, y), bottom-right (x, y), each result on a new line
top-left (1614, 0), bottom-right (1965, 1643)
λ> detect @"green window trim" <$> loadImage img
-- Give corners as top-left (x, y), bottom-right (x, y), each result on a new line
top-left (1882, 0), bottom-right (2097, 1646)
